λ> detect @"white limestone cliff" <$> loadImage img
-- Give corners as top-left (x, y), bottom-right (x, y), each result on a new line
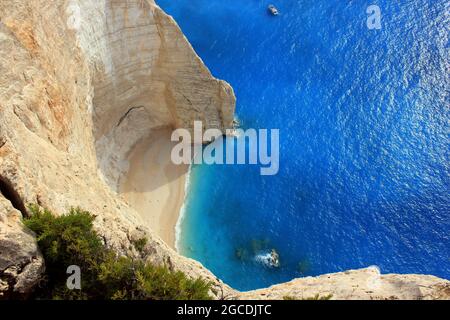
top-left (0, 0), bottom-right (448, 300)
top-left (0, 0), bottom-right (235, 298)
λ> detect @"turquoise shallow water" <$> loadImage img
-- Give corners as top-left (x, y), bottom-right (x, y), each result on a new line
top-left (157, 0), bottom-right (450, 290)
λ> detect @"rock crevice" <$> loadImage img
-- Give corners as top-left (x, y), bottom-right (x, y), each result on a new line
top-left (0, 176), bottom-right (27, 216)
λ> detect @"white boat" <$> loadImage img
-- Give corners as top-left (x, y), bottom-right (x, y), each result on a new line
top-left (268, 5), bottom-right (279, 16)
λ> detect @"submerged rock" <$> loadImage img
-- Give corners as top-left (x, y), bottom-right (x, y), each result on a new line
top-left (235, 247), bottom-right (248, 261)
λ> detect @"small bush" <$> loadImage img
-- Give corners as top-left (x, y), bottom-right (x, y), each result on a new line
top-left (303, 293), bottom-right (333, 300)
top-left (283, 294), bottom-right (333, 300)
top-left (24, 205), bottom-right (212, 300)
top-left (131, 237), bottom-right (148, 253)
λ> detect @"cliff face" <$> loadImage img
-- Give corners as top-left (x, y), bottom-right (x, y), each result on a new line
top-left (0, 0), bottom-right (235, 298)
top-left (75, 0), bottom-right (235, 188)
top-left (0, 0), bottom-right (448, 300)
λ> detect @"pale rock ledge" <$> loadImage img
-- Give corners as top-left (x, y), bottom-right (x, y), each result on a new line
top-left (0, 0), bottom-right (448, 300)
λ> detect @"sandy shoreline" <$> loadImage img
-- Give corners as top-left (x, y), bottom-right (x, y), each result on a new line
top-left (119, 128), bottom-right (188, 249)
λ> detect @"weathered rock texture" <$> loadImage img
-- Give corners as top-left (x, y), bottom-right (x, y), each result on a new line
top-left (241, 267), bottom-right (450, 300)
top-left (0, 0), bottom-right (448, 300)
top-left (0, 196), bottom-right (44, 298)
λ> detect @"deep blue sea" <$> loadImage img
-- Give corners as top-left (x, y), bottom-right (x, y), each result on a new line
top-left (156, 0), bottom-right (450, 291)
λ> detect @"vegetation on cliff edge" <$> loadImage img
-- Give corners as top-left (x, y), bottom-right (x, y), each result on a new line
top-left (24, 205), bottom-right (212, 300)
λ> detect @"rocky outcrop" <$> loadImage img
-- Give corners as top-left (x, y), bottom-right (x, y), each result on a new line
top-left (0, 196), bottom-right (44, 299)
top-left (241, 267), bottom-right (450, 300)
top-left (0, 0), bottom-right (448, 300)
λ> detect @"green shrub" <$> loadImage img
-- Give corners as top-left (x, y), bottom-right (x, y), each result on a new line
top-left (283, 294), bottom-right (333, 300)
top-left (303, 293), bottom-right (333, 300)
top-left (131, 237), bottom-right (148, 253)
top-left (24, 205), bottom-right (212, 300)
